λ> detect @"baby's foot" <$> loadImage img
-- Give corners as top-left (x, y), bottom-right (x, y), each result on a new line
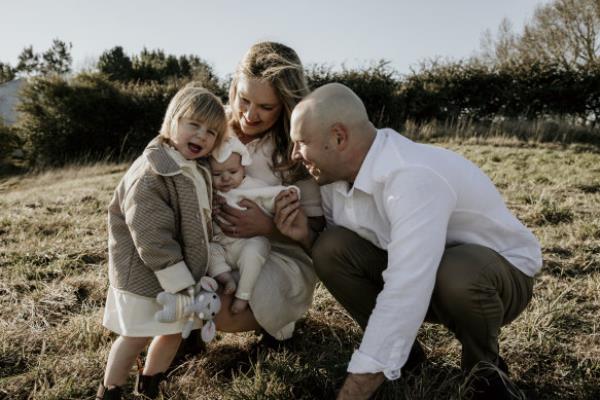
top-left (231, 298), bottom-right (249, 314)
top-left (215, 272), bottom-right (236, 295)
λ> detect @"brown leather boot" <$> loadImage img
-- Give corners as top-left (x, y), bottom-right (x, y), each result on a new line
top-left (96, 383), bottom-right (122, 400)
top-left (134, 372), bottom-right (166, 399)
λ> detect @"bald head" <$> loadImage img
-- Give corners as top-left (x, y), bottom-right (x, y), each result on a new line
top-left (292, 83), bottom-right (371, 136)
top-left (290, 83), bottom-right (377, 184)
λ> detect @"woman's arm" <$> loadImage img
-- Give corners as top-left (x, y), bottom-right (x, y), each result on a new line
top-left (214, 192), bottom-right (324, 244)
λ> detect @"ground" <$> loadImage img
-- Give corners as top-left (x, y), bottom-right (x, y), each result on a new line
top-left (0, 139), bottom-right (599, 399)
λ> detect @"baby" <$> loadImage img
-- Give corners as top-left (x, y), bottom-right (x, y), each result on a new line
top-left (209, 135), bottom-right (299, 314)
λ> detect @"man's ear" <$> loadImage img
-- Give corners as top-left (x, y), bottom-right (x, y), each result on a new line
top-left (330, 123), bottom-right (349, 150)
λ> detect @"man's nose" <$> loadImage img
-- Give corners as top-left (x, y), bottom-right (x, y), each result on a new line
top-left (291, 142), bottom-right (301, 160)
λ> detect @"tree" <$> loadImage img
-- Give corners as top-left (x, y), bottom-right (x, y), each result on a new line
top-left (480, 0), bottom-right (600, 68)
top-left (40, 39), bottom-right (73, 75)
top-left (480, 18), bottom-right (520, 66)
top-left (97, 46), bottom-right (133, 81)
top-left (16, 46), bottom-right (40, 76)
top-left (0, 62), bottom-right (15, 84)
top-left (520, 0), bottom-right (600, 67)
top-left (15, 39), bottom-right (72, 76)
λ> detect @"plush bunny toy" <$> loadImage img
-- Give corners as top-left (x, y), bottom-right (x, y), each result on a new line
top-left (155, 276), bottom-right (221, 342)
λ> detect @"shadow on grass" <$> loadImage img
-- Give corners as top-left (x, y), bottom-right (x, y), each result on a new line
top-left (172, 316), bottom-right (472, 399)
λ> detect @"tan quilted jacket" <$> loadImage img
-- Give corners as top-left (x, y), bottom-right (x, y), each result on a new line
top-left (107, 137), bottom-right (212, 298)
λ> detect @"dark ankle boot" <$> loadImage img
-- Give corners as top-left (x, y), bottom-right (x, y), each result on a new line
top-left (465, 358), bottom-right (521, 400)
top-left (134, 372), bottom-right (166, 399)
top-left (96, 383), bottom-right (122, 400)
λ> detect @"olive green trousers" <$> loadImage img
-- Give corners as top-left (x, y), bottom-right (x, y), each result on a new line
top-left (312, 226), bottom-right (534, 371)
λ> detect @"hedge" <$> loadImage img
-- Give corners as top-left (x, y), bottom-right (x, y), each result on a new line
top-left (12, 61), bottom-right (600, 166)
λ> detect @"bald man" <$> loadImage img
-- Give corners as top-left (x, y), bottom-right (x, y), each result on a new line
top-left (274, 83), bottom-right (542, 400)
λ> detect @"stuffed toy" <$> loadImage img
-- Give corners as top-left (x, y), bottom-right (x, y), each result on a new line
top-left (155, 276), bottom-right (221, 342)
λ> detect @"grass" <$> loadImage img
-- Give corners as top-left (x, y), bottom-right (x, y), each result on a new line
top-left (1, 140), bottom-right (599, 399)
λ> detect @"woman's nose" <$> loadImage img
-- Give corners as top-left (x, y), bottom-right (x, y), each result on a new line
top-left (244, 104), bottom-right (259, 122)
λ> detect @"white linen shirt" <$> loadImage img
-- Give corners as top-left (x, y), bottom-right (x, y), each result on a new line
top-left (320, 128), bottom-right (542, 380)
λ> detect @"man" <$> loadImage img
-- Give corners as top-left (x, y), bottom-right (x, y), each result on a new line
top-left (274, 83), bottom-right (542, 399)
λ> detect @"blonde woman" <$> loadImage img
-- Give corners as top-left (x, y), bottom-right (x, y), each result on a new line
top-left (213, 42), bottom-right (324, 341)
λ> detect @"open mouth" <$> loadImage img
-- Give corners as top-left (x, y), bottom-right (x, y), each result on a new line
top-left (305, 163), bottom-right (321, 178)
top-left (188, 143), bottom-right (203, 154)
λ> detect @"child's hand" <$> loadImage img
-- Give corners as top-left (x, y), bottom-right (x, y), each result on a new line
top-left (214, 271), bottom-right (236, 295)
top-left (231, 298), bottom-right (249, 314)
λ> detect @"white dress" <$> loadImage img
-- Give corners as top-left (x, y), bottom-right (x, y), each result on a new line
top-left (241, 133), bottom-right (322, 340)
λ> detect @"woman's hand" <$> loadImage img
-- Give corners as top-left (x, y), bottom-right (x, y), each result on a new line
top-left (215, 198), bottom-right (275, 238)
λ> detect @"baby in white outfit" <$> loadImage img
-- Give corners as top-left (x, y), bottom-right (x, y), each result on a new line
top-left (209, 135), bottom-right (299, 314)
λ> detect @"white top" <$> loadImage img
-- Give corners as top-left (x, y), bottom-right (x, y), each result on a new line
top-left (217, 175), bottom-right (299, 215)
top-left (320, 128), bottom-right (542, 380)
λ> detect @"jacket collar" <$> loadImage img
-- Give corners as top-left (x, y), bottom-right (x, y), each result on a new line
top-left (143, 136), bottom-right (180, 176)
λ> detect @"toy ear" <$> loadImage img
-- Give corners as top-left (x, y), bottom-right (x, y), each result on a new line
top-left (200, 276), bottom-right (219, 292)
top-left (201, 321), bottom-right (216, 342)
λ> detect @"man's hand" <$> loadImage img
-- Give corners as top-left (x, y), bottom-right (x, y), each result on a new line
top-left (337, 372), bottom-right (385, 400)
top-left (274, 188), bottom-right (312, 249)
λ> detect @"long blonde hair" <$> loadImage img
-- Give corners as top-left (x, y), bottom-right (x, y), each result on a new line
top-left (229, 42), bottom-right (310, 183)
top-left (160, 82), bottom-right (227, 151)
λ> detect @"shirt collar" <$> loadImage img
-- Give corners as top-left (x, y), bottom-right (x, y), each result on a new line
top-left (351, 129), bottom-right (386, 195)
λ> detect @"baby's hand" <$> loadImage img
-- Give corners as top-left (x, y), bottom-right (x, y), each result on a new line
top-left (285, 187), bottom-right (298, 198)
top-left (214, 271), bottom-right (236, 295)
top-left (231, 298), bottom-right (249, 314)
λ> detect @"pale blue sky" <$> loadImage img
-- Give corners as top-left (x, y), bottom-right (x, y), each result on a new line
top-left (1, 0), bottom-right (549, 78)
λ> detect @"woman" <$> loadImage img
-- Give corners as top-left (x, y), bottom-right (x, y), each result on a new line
top-left (213, 41), bottom-right (323, 340)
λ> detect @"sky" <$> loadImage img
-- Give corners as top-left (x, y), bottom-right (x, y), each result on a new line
top-left (1, 0), bottom-right (551, 79)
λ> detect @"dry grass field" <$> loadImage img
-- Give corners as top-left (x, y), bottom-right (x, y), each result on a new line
top-left (1, 139), bottom-right (599, 399)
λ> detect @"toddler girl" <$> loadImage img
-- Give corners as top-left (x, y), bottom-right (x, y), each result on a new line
top-left (209, 135), bottom-right (299, 314)
top-left (97, 83), bottom-right (226, 400)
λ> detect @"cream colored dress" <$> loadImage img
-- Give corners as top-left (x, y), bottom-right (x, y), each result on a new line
top-left (241, 133), bottom-right (322, 340)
